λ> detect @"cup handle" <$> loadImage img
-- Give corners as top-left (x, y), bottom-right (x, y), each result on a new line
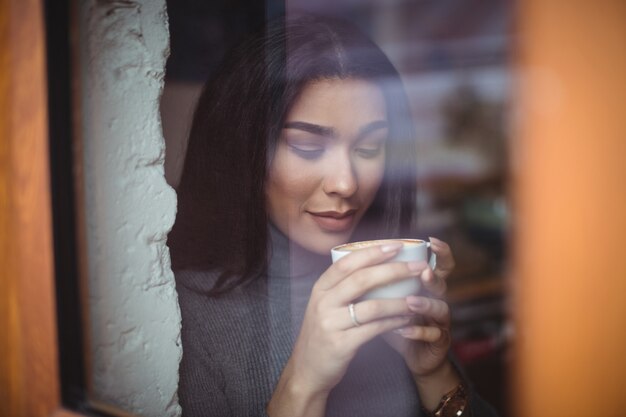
top-left (426, 242), bottom-right (437, 271)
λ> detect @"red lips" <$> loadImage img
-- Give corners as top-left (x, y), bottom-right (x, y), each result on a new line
top-left (308, 209), bottom-right (357, 232)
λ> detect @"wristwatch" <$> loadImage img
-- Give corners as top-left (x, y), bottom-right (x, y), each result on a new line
top-left (424, 383), bottom-right (469, 417)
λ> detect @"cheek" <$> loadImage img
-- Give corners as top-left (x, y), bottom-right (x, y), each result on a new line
top-left (267, 153), bottom-right (316, 211)
top-left (357, 160), bottom-right (386, 201)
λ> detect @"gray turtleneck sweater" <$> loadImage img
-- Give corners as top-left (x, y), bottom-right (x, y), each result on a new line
top-left (175, 227), bottom-right (499, 417)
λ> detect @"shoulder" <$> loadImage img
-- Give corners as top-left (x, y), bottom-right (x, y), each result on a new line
top-left (175, 269), bottom-right (248, 320)
top-left (174, 268), bottom-right (267, 305)
top-left (175, 269), bottom-right (274, 379)
top-left (175, 268), bottom-right (221, 294)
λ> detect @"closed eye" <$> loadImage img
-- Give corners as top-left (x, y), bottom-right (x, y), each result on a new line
top-left (355, 146), bottom-right (383, 158)
top-left (288, 143), bottom-right (325, 160)
top-left (355, 137), bottom-right (385, 159)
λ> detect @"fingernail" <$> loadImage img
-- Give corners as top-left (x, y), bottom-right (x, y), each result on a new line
top-left (407, 261), bottom-right (426, 271)
top-left (381, 242), bottom-right (403, 253)
top-left (393, 327), bottom-right (410, 335)
top-left (407, 296), bottom-right (425, 309)
top-left (429, 237), bottom-right (443, 246)
top-left (422, 269), bottom-right (432, 282)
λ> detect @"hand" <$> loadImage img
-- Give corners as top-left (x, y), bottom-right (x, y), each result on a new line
top-left (382, 237), bottom-right (461, 409)
top-left (268, 242), bottom-right (421, 416)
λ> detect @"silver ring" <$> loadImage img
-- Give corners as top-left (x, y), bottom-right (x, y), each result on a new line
top-left (348, 303), bottom-right (361, 327)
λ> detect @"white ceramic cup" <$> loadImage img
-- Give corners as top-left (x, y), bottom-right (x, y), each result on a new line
top-left (331, 239), bottom-right (437, 300)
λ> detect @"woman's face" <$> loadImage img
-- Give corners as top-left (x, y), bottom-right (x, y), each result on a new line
top-left (266, 78), bottom-right (387, 255)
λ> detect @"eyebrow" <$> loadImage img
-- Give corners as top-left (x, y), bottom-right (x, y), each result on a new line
top-left (284, 121), bottom-right (335, 137)
top-left (283, 120), bottom-right (388, 139)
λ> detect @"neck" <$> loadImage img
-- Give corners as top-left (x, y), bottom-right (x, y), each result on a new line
top-left (267, 223), bottom-right (331, 279)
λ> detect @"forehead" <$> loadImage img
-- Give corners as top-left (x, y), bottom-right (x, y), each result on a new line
top-left (287, 78), bottom-right (387, 123)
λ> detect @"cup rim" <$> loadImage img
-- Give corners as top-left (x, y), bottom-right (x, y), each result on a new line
top-left (332, 238), bottom-right (426, 252)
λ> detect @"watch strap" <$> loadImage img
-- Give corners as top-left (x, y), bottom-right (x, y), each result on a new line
top-left (422, 383), bottom-right (469, 417)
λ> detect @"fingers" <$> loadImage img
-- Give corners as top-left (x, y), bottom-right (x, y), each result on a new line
top-left (316, 242), bottom-right (403, 290)
top-left (420, 264), bottom-right (447, 298)
top-left (339, 299), bottom-right (413, 330)
top-left (331, 261), bottom-right (424, 304)
top-left (318, 238), bottom-right (454, 303)
top-left (392, 325), bottom-right (449, 344)
top-left (428, 237), bottom-right (455, 281)
top-left (343, 296), bottom-right (451, 347)
top-left (347, 316), bottom-right (413, 349)
top-left (392, 295), bottom-right (452, 343)
top-left (406, 295), bottom-right (450, 327)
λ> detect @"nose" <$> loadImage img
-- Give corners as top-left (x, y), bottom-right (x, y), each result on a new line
top-left (322, 152), bottom-right (358, 197)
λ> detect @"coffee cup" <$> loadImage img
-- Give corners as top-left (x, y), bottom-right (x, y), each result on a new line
top-left (331, 239), bottom-right (437, 300)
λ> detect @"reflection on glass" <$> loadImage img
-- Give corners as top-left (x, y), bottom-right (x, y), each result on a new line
top-left (164, 1), bottom-right (512, 416)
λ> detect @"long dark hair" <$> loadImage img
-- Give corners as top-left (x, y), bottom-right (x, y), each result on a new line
top-left (168, 15), bottom-right (417, 295)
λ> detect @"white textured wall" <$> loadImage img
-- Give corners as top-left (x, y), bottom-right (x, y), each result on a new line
top-left (79, 1), bottom-right (181, 416)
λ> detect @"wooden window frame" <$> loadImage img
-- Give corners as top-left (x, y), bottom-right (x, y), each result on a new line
top-left (0, 0), bottom-right (107, 415)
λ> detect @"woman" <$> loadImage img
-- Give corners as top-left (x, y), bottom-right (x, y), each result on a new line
top-left (169, 15), bottom-right (498, 417)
